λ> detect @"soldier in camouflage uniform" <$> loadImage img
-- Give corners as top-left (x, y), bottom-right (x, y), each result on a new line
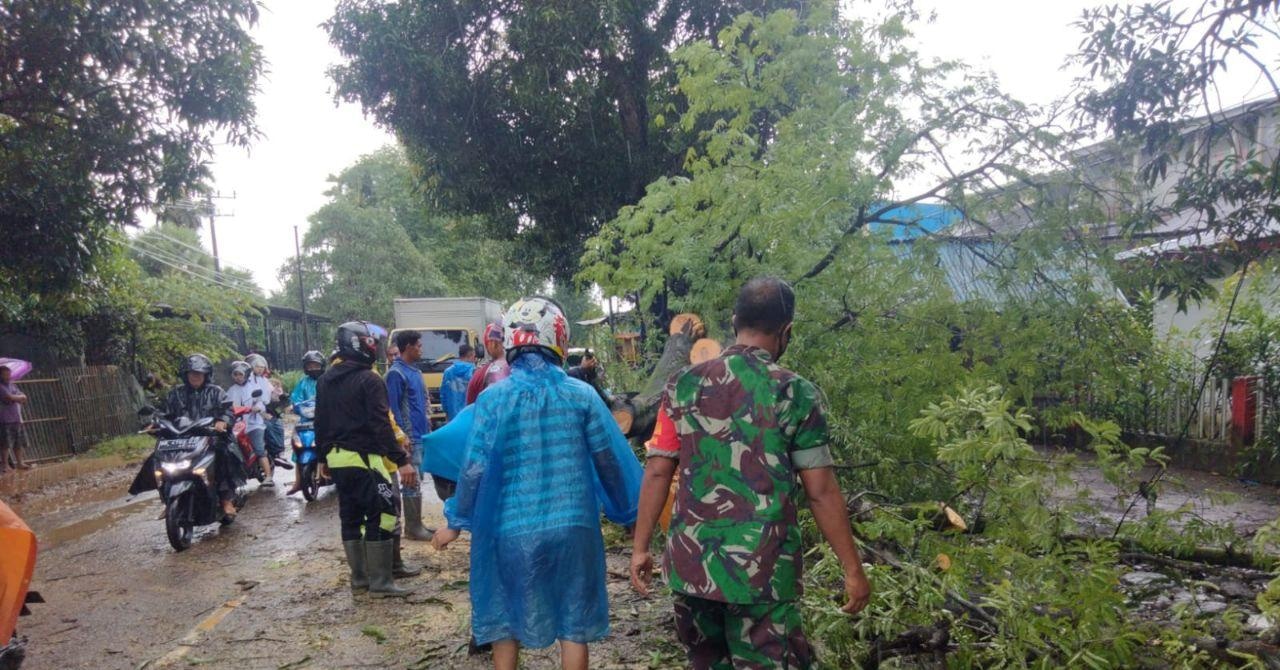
top-left (630, 277), bottom-right (871, 670)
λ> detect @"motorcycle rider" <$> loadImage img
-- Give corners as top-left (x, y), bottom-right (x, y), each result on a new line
top-left (316, 321), bottom-right (418, 598)
top-left (161, 354), bottom-right (242, 522)
top-left (227, 360), bottom-right (273, 486)
top-left (286, 350), bottom-right (325, 496)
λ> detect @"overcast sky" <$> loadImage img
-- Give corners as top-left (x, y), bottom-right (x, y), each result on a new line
top-left (183, 0), bottom-right (1276, 294)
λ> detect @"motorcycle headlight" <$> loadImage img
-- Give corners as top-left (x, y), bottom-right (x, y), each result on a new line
top-left (161, 459), bottom-right (192, 473)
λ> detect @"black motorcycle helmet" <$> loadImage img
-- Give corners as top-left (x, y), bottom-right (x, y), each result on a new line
top-left (178, 354), bottom-right (214, 386)
top-left (301, 350), bottom-right (326, 379)
top-left (334, 321), bottom-right (385, 366)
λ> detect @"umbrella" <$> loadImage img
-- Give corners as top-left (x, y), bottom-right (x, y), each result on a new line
top-left (0, 358), bottom-right (33, 381)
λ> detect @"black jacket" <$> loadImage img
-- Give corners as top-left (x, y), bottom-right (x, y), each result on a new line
top-left (315, 360), bottom-right (406, 466)
top-left (163, 383), bottom-right (234, 426)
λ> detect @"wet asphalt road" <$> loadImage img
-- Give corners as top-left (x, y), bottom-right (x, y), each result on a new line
top-left (10, 465), bottom-right (670, 670)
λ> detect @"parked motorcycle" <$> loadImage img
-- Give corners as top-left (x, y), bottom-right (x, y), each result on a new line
top-left (139, 411), bottom-right (245, 551)
top-left (0, 501), bottom-right (42, 670)
top-left (290, 399), bottom-right (330, 501)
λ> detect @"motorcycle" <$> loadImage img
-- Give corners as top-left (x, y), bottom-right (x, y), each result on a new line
top-left (0, 501), bottom-right (42, 670)
top-left (232, 400), bottom-right (265, 484)
top-left (290, 399), bottom-right (331, 501)
top-left (231, 389), bottom-right (292, 484)
top-left (138, 411), bottom-right (244, 551)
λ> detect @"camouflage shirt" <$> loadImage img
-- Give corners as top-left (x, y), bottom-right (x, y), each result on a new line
top-left (649, 344), bottom-right (834, 604)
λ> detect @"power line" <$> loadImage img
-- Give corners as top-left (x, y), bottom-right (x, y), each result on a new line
top-left (130, 235), bottom-right (259, 290)
top-left (127, 240), bottom-right (262, 300)
top-left (129, 246), bottom-right (259, 299)
top-left (129, 240), bottom-right (258, 296)
top-left (139, 227), bottom-right (254, 275)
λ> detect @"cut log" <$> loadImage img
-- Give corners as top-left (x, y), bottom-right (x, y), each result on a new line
top-left (690, 338), bottom-right (723, 365)
top-left (669, 313), bottom-right (706, 339)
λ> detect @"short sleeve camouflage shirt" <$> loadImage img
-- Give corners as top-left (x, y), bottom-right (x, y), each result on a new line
top-left (651, 344), bottom-right (834, 604)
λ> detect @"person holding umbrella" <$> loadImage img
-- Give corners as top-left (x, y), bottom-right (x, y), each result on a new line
top-left (0, 360), bottom-right (33, 473)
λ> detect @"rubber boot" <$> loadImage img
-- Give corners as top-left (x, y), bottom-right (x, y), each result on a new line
top-left (392, 537), bottom-right (421, 578)
top-left (343, 540), bottom-right (369, 592)
top-left (401, 494), bottom-right (435, 541)
top-left (365, 540), bottom-right (413, 598)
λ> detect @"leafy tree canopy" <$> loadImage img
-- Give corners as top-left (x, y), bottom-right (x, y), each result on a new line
top-left (276, 147), bottom-right (538, 326)
top-left (0, 0), bottom-right (263, 292)
top-left (326, 0), bottom-right (804, 279)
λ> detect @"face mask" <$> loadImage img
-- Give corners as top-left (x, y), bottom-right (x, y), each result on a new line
top-left (775, 325), bottom-right (792, 362)
top-left (305, 369), bottom-right (322, 380)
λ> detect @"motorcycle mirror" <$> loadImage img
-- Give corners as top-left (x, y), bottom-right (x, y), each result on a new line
top-left (251, 389), bottom-right (263, 398)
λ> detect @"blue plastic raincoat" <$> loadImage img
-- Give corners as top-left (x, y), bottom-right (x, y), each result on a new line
top-left (444, 352), bottom-right (643, 648)
top-left (440, 359), bottom-right (475, 420)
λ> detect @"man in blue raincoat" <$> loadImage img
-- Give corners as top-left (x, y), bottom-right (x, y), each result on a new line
top-left (433, 296), bottom-right (643, 670)
top-left (440, 343), bottom-right (477, 421)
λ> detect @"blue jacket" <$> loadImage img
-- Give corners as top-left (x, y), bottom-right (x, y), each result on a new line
top-left (290, 376), bottom-right (317, 405)
top-left (386, 359), bottom-right (430, 445)
top-left (440, 360), bottom-right (476, 421)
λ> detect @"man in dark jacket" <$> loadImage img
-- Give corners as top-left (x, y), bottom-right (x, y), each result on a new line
top-left (317, 321), bottom-right (418, 598)
top-left (146, 354), bottom-right (242, 521)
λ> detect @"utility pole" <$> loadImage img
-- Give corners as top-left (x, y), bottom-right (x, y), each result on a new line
top-left (206, 194), bottom-right (221, 280)
top-left (294, 225), bottom-right (309, 349)
top-left (203, 192), bottom-right (236, 281)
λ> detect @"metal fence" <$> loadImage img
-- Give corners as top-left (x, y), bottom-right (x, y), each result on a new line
top-left (13, 366), bottom-right (143, 461)
top-left (1121, 377), bottom-right (1270, 444)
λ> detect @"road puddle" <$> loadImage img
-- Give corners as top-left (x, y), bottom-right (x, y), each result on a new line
top-left (0, 454), bottom-right (130, 499)
top-left (36, 497), bottom-right (154, 549)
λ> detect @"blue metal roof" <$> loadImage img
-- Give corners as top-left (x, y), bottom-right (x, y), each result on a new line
top-left (868, 203), bottom-right (962, 241)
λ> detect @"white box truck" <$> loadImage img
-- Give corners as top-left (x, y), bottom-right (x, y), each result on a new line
top-left (391, 297), bottom-right (504, 423)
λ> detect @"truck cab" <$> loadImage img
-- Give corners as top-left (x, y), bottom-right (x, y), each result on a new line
top-left (390, 297), bottom-right (504, 426)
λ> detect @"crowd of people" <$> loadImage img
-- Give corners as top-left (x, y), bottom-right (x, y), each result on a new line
top-left (146, 278), bottom-right (872, 670)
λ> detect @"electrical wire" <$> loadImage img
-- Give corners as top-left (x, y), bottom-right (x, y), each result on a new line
top-left (129, 242), bottom-right (260, 297)
top-left (129, 235), bottom-right (259, 290)
top-left (126, 239), bottom-right (262, 300)
top-left (140, 227), bottom-right (255, 275)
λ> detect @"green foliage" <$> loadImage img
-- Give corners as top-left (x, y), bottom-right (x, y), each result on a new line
top-left (327, 0), bottom-right (807, 278)
top-left (803, 386), bottom-right (1238, 668)
top-left (276, 370), bottom-right (304, 397)
top-left (0, 0), bottom-right (263, 293)
top-left (87, 434), bottom-right (155, 462)
top-left (580, 1), bottom-right (1066, 322)
top-left (275, 147), bottom-right (536, 325)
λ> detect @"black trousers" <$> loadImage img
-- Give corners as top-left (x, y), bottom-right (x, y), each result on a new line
top-left (331, 457), bottom-right (400, 542)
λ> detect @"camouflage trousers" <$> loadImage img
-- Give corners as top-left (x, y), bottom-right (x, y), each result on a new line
top-left (673, 594), bottom-right (814, 670)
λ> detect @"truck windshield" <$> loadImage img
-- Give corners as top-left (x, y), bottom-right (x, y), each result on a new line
top-left (408, 329), bottom-right (468, 371)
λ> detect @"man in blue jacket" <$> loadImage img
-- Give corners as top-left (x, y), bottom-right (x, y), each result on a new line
top-left (440, 344), bottom-right (477, 421)
top-left (386, 330), bottom-right (435, 540)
